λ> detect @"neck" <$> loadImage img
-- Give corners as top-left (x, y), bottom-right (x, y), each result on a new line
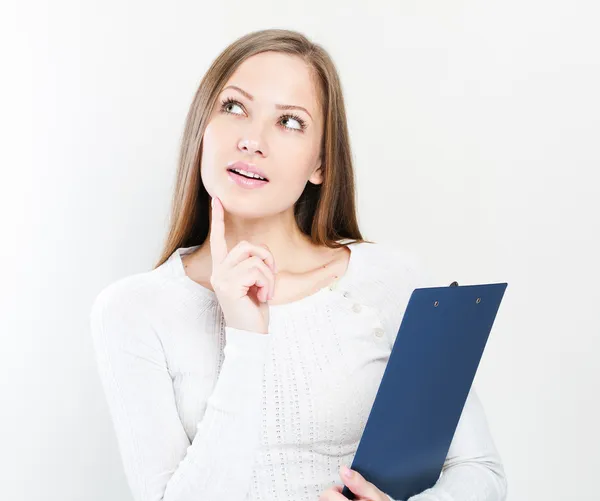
top-left (205, 205), bottom-right (317, 273)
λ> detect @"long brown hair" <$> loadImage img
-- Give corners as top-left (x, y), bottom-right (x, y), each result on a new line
top-left (153, 28), bottom-right (373, 270)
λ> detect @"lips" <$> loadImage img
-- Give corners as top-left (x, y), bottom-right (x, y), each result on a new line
top-left (229, 169), bottom-right (267, 181)
top-left (226, 161), bottom-right (269, 181)
top-left (227, 169), bottom-right (269, 189)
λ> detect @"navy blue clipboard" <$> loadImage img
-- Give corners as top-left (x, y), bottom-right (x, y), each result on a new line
top-left (341, 282), bottom-right (508, 500)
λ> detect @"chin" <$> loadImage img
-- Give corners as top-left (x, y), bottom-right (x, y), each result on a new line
top-left (218, 194), bottom-right (272, 218)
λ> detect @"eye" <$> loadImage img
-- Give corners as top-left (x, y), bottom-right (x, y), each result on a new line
top-left (280, 114), bottom-right (307, 132)
top-left (219, 97), bottom-right (307, 133)
top-left (220, 97), bottom-right (244, 115)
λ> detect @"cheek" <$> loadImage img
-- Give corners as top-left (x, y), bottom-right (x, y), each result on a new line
top-left (200, 119), bottom-right (231, 167)
top-left (199, 125), bottom-right (221, 190)
top-left (273, 137), bottom-right (315, 173)
top-left (275, 155), bottom-right (313, 189)
top-left (201, 121), bottom-right (223, 159)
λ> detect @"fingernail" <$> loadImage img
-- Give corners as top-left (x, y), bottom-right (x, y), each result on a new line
top-left (343, 465), bottom-right (353, 479)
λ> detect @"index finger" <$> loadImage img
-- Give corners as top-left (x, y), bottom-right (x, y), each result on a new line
top-left (209, 196), bottom-right (228, 264)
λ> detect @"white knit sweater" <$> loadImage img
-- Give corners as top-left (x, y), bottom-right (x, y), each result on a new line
top-left (89, 240), bottom-right (507, 501)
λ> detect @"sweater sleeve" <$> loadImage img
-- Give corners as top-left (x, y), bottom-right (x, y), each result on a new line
top-left (89, 285), bottom-right (272, 501)
top-left (384, 387), bottom-right (508, 501)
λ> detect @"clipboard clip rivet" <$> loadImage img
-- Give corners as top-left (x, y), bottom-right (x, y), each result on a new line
top-left (434, 300), bottom-right (439, 307)
top-left (476, 297), bottom-right (481, 304)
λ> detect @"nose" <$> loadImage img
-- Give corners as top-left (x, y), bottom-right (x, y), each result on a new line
top-left (238, 138), bottom-right (266, 157)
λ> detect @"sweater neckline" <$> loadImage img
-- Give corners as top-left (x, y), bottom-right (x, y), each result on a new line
top-left (167, 240), bottom-right (364, 311)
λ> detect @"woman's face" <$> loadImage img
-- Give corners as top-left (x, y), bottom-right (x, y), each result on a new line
top-left (200, 51), bottom-right (324, 218)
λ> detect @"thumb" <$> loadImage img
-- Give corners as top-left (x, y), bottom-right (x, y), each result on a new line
top-left (341, 465), bottom-right (379, 499)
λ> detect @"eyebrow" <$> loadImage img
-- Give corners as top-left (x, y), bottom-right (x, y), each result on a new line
top-left (222, 85), bottom-right (313, 120)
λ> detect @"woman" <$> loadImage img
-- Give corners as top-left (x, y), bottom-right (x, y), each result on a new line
top-left (90, 29), bottom-right (507, 501)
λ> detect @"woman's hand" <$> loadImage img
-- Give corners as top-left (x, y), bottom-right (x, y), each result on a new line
top-left (209, 196), bottom-right (277, 334)
top-left (318, 465), bottom-right (391, 501)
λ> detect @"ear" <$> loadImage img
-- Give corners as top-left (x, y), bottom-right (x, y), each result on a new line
top-left (308, 159), bottom-right (323, 185)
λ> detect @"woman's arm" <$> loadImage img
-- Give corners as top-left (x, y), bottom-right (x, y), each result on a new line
top-left (90, 284), bottom-right (272, 501)
top-left (386, 387), bottom-right (508, 501)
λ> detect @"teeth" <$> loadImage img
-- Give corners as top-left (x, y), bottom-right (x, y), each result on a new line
top-left (232, 168), bottom-right (266, 180)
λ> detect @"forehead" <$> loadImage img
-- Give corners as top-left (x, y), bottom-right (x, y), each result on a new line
top-left (222, 51), bottom-right (321, 117)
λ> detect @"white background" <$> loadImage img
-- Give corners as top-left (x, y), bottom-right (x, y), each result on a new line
top-left (2, 1), bottom-right (599, 500)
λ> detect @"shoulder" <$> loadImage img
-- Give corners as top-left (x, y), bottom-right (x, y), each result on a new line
top-left (88, 268), bottom-right (175, 373)
top-left (352, 241), bottom-right (437, 347)
top-left (89, 265), bottom-right (171, 331)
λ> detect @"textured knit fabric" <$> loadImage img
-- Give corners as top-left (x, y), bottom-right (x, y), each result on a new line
top-left (89, 240), bottom-right (507, 501)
